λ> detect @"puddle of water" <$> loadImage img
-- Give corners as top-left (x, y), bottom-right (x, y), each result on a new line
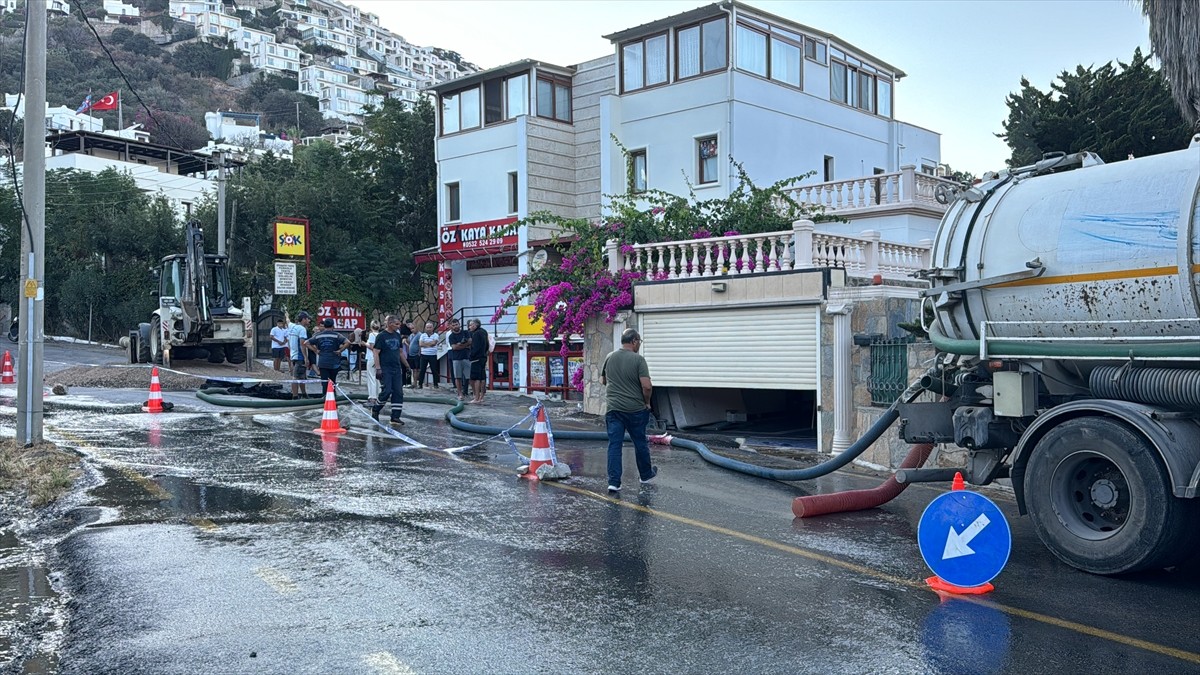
top-left (0, 531), bottom-right (59, 673)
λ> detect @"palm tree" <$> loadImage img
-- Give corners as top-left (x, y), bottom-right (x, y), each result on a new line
top-left (1141, 0), bottom-right (1200, 128)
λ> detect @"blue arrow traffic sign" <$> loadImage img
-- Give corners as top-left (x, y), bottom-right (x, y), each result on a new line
top-left (918, 490), bottom-right (1011, 588)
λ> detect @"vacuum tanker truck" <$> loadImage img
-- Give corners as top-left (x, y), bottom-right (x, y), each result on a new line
top-left (899, 135), bottom-right (1200, 575)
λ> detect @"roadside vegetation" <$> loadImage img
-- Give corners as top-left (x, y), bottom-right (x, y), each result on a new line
top-left (0, 439), bottom-right (80, 508)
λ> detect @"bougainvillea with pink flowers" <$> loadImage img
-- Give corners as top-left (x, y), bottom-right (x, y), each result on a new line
top-left (494, 160), bottom-right (836, 390)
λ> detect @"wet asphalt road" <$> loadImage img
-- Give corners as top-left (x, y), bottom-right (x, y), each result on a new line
top-left (20, 380), bottom-right (1200, 675)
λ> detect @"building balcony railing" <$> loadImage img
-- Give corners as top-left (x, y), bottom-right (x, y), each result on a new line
top-left (781, 165), bottom-right (960, 216)
top-left (605, 220), bottom-right (931, 283)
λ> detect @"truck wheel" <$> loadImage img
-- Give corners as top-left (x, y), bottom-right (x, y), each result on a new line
top-left (207, 345), bottom-right (226, 364)
top-left (226, 344), bottom-right (247, 364)
top-left (149, 317), bottom-right (164, 365)
top-left (137, 323), bottom-right (151, 363)
top-left (1025, 417), bottom-right (1195, 574)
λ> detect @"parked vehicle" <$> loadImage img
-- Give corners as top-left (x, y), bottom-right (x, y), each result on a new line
top-left (899, 136), bottom-right (1200, 574)
top-left (130, 221), bottom-right (247, 367)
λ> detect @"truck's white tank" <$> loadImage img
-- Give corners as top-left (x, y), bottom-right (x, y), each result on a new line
top-left (931, 143), bottom-right (1200, 341)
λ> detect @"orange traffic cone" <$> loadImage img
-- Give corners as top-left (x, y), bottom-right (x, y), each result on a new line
top-left (142, 366), bottom-right (163, 413)
top-left (521, 406), bottom-right (554, 479)
top-left (1, 351), bottom-right (14, 384)
top-left (951, 471), bottom-right (965, 491)
top-left (313, 380), bottom-right (346, 435)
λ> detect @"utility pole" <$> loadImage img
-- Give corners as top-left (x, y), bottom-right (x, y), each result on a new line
top-left (17, 1), bottom-right (46, 445)
top-left (295, 101), bottom-right (300, 133)
top-left (215, 149), bottom-right (226, 256)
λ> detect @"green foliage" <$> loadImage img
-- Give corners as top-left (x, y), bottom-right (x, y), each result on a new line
top-left (1000, 48), bottom-right (1192, 166)
top-left (170, 41), bottom-right (238, 79)
top-left (173, 22), bottom-right (197, 41)
top-left (121, 32), bottom-right (161, 57)
top-left (0, 169), bottom-right (179, 341)
top-left (151, 13), bottom-right (175, 32)
top-left (108, 27), bottom-right (134, 44)
top-left (134, 108), bottom-right (209, 149)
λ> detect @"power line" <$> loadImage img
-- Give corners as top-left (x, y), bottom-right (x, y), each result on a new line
top-left (68, 0), bottom-right (189, 152)
top-left (3, 4), bottom-right (31, 244)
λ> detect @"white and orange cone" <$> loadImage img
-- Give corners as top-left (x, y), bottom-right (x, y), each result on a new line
top-left (142, 366), bottom-right (163, 413)
top-left (521, 406), bottom-right (554, 479)
top-left (1, 350), bottom-right (14, 384)
top-left (313, 380), bottom-right (346, 435)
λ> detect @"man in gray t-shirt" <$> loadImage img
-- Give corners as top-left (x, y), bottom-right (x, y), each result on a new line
top-left (600, 328), bottom-right (657, 492)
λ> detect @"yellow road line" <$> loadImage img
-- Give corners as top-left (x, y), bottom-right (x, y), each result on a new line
top-left (362, 651), bottom-right (416, 675)
top-left (190, 517), bottom-right (219, 531)
top-left (254, 566), bottom-right (298, 595)
top-left (458, 461), bottom-right (1200, 665)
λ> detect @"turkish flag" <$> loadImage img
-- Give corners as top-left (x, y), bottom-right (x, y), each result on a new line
top-left (89, 91), bottom-right (119, 111)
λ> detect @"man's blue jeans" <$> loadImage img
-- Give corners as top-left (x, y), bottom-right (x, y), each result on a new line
top-left (606, 408), bottom-right (653, 488)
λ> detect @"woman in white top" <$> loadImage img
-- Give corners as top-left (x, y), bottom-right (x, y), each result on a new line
top-left (364, 320), bottom-right (381, 402)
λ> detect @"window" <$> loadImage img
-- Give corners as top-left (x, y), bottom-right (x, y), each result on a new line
top-left (735, 23), bottom-right (801, 87)
top-left (508, 172), bottom-right (519, 214)
top-left (440, 86), bottom-right (481, 134)
top-left (803, 37), bottom-right (823, 63)
top-left (831, 52), bottom-right (890, 115)
top-left (446, 183), bottom-right (460, 222)
top-left (735, 24), bottom-right (767, 77)
top-left (506, 74), bottom-right (528, 118)
top-left (823, 155), bottom-right (834, 182)
top-left (876, 78), bottom-right (892, 118)
top-left (698, 137), bottom-right (718, 184)
top-left (629, 149), bottom-right (647, 193)
top-left (536, 76), bottom-right (571, 122)
top-left (621, 32), bottom-right (668, 92)
top-left (484, 78), bottom-right (503, 125)
top-left (770, 37), bottom-right (800, 87)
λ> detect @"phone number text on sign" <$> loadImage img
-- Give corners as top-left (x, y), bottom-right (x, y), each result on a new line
top-left (439, 217), bottom-right (518, 252)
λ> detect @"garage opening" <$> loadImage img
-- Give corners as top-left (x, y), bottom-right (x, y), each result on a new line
top-left (653, 386), bottom-right (819, 448)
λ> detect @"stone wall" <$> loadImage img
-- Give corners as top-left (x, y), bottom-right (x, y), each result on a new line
top-left (819, 290), bottom-right (931, 468)
top-left (581, 312), bottom-right (623, 415)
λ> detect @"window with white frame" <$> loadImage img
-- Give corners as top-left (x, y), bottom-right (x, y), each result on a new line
top-left (698, 136), bottom-right (718, 184)
top-left (621, 32), bottom-right (668, 92)
top-left (676, 17), bottom-right (727, 80)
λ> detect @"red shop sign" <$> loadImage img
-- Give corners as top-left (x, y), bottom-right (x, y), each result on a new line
top-left (318, 301), bottom-right (365, 331)
top-left (439, 216), bottom-right (518, 253)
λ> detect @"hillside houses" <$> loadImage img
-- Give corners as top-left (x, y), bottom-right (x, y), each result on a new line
top-left (167, 0), bottom-right (478, 121)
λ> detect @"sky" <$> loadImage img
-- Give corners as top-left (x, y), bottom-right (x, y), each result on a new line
top-left (369, 0), bottom-right (1152, 175)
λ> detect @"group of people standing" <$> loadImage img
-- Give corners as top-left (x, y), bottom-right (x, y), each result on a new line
top-left (268, 311), bottom-right (492, 420)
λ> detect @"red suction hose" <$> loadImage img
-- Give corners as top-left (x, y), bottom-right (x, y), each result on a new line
top-left (791, 443), bottom-right (934, 518)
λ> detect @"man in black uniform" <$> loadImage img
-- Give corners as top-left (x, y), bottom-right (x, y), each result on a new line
top-left (304, 318), bottom-right (349, 391)
top-left (371, 315), bottom-right (412, 425)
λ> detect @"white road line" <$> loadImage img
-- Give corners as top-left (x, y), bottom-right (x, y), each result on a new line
top-left (362, 651), bottom-right (416, 674)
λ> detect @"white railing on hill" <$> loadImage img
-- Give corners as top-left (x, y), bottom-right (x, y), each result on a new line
top-left (782, 165), bottom-right (960, 213)
top-left (606, 220), bottom-right (932, 282)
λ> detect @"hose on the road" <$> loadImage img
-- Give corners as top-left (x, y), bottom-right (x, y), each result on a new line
top-left (195, 384), bottom-right (932, 505)
top-left (791, 443), bottom-right (934, 517)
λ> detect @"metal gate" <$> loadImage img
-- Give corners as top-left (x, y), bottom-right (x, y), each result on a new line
top-left (868, 336), bottom-right (913, 405)
top-left (255, 310), bottom-right (285, 359)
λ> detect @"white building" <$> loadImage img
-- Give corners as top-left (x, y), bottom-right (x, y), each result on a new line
top-left (426, 1), bottom-right (946, 397)
top-left (43, 130), bottom-right (224, 218)
top-left (102, 0), bottom-right (139, 23)
top-left (203, 110), bottom-right (294, 157)
top-left (3, 94), bottom-right (104, 134)
top-left (299, 64), bottom-right (382, 123)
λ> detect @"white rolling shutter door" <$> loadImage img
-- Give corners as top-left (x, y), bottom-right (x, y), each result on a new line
top-left (639, 306), bottom-right (819, 390)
